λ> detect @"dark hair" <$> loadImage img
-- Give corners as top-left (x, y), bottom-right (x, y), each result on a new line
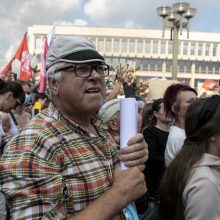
top-left (158, 96), bottom-right (220, 220)
top-left (141, 102), bottom-right (153, 129)
top-left (163, 83), bottom-right (197, 118)
top-left (34, 92), bottom-right (48, 102)
top-left (0, 79), bottom-right (25, 104)
top-left (16, 80), bottom-right (31, 90)
top-left (151, 98), bottom-right (163, 125)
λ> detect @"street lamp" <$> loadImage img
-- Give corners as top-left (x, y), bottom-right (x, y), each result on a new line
top-left (157, 2), bottom-right (196, 80)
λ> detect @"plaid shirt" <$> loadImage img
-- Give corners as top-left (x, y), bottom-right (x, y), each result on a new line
top-left (0, 107), bottom-right (125, 220)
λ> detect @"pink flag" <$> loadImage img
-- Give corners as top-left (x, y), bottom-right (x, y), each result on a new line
top-left (39, 24), bottom-right (56, 93)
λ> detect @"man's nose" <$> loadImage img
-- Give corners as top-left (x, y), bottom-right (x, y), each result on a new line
top-left (90, 68), bottom-right (101, 79)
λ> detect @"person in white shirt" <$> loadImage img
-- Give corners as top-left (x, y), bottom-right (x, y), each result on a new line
top-left (163, 83), bottom-right (197, 167)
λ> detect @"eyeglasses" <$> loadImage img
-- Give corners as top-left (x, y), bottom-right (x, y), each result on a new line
top-left (55, 64), bottom-right (109, 78)
top-left (15, 98), bottom-right (21, 107)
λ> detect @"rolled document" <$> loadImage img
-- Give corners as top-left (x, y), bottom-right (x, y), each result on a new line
top-left (120, 98), bottom-right (138, 170)
top-left (120, 97), bottom-right (139, 220)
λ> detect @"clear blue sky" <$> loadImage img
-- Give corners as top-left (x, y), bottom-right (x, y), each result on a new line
top-left (1, 0), bottom-right (220, 69)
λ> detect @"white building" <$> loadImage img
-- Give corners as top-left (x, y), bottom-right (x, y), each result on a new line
top-left (28, 25), bottom-right (220, 88)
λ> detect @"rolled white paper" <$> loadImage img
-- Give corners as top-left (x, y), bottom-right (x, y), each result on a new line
top-left (120, 98), bottom-right (138, 170)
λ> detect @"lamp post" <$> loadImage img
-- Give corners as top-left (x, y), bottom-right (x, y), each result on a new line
top-left (157, 2), bottom-right (196, 80)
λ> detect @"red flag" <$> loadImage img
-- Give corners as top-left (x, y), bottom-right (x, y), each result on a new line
top-left (14, 33), bottom-right (32, 81)
top-left (1, 58), bottom-right (14, 78)
top-left (39, 38), bottom-right (48, 93)
top-left (202, 79), bottom-right (219, 91)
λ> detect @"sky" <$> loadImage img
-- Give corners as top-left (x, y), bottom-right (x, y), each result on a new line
top-left (1, 0), bottom-right (220, 70)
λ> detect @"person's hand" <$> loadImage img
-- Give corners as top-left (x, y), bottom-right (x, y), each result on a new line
top-left (116, 133), bottom-right (148, 168)
top-left (111, 164), bottom-right (147, 204)
top-left (116, 66), bottom-right (127, 83)
top-left (2, 133), bottom-right (12, 146)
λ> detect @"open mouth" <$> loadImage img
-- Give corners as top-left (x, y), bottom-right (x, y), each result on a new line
top-left (85, 88), bottom-right (100, 94)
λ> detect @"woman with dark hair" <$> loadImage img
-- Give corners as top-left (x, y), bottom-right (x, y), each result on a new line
top-left (0, 79), bottom-right (25, 220)
top-left (158, 95), bottom-right (220, 220)
top-left (163, 83), bottom-right (197, 167)
top-left (0, 79), bottom-right (25, 112)
top-left (0, 79), bottom-right (25, 146)
top-left (143, 98), bottom-right (171, 199)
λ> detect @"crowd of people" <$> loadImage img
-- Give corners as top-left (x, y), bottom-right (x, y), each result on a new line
top-left (0, 36), bottom-right (219, 220)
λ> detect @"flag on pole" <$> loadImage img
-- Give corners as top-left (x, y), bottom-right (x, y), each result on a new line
top-left (1, 58), bottom-right (14, 79)
top-left (39, 24), bottom-right (56, 93)
top-left (39, 38), bottom-right (48, 93)
top-left (14, 33), bottom-right (32, 81)
top-left (202, 79), bottom-right (219, 91)
top-left (47, 23), bottom-right (56, 46)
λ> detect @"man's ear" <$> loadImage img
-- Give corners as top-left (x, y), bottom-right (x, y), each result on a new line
top-left (48, 77), bottom-right (59, 96)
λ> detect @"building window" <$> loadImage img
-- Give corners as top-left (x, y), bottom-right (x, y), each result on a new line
top-left (205, 43), bottom-right (210, 56)
top-left (215, 63), bottom-right (220, 74)
top-left (168, 41), bottom-right (172, 54)
top-left (183, 42), bottom-right (188, 55)
top-left (201, 63), bottom-right (207, 74)
top-left (195, 62), bottom-right (201, 73)
top-left (137, 40), bottom-right (143, 53)
top-left (198, 43), bottom-right (203, 56)
top-left (190, 42), bottom-right (196, 55)
top-left (185, 61), bottom-right (191, 73)
top-left (160, 40), bottom-right (166, 54)
top-left (129, 40), bottom-right (135, 53)
top-left (145, 39), bottom-right (151, 54)
top-left (98, 38), bottom-right (104, 51)
top-left (156, 60), bottom-right (163, 71)
top-left (105, 38), bottom-right (112, 52)
top-left (121, 39), bottom-right (127, 53)
top-left (165, 60), bottom-right (172, 72)
top-left (142, 59), bottom-right (149, 71)
top-left (153, 40), bottom-right (158, 54)
top-left (113, 39), bottom-right (120, 52)
top-left (178, 60), bottom-right (185, 72)
top-left (213, 43), bottom-right (217, 56)
top-left (149, 59), bottom-right (156, 71)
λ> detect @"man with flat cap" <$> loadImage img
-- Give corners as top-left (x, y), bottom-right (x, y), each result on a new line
top-left (0, 36), bottom-right (148, 220)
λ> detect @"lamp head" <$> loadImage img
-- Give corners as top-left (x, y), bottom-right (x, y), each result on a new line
top-left (157, 6), bottom-right (172, 18)
top-left (167, 11), bottom-right (179, 22)
top-left (184, 7), bottom-right (197, 19)
top-left (173, 2), bottom-right (190, 15)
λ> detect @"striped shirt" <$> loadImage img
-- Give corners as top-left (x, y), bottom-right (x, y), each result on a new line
top-left (0, 107), bottom-right (125, 220)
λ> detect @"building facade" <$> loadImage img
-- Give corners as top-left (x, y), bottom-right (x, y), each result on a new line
top-left (28, 25), bottom-right (220, 88)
